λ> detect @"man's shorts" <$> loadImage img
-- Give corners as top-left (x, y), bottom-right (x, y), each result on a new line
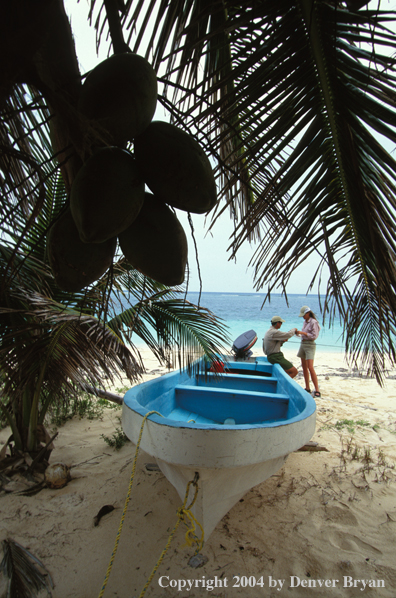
top-left (267, 352), bottom-right (293, 371)
top-left (297, 341), bottom-right (316, 360)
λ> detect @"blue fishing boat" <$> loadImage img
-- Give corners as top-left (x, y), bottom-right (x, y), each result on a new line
top-left (122, 356), bottom-right (316, 540)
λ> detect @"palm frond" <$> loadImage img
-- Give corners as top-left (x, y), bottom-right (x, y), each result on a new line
top-left (0, 85), bottom-right (54, 226)
top-left (228, 2), bottom-right (396, 382)
top-left (116, 0), bottom-right (396, 382)
top-left (3, 0), bottom-right (396, 385)
top-left (0, 538), bottom-right (53, 598)
top-left (108, 293), bottom-right (232, 370)
top-left (0, 288), bottom-right (143, 403)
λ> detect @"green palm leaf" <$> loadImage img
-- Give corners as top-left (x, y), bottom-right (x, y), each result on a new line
top-left (0, 77), bottom-right (230, 455)
top-left (0, 538), bottom-right (53, 598)
top-left (2, 0), bottom-right (396, 387)
top-left (108, 293), bottom-right (231, 370)
top-left (114, 0), bottom-right (396, 382)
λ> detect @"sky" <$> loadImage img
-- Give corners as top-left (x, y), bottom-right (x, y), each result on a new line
top-left (64, 0), bottom-right (393, 295)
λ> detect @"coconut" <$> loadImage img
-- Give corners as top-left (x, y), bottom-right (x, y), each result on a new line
top-left (70, 147), bottom-right (145, 243)
top-left (47, 208), bottom-right (116, 292)
top-left (45, 463), bottom-right (71, 489)
top-left (78, 53), bottom-right (157, 146)
top-left (119, 193), bottom-right (187, 286)
top-left (134, 121), bottom-right (217, 214)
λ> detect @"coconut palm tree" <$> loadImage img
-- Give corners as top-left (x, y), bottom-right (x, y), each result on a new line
top-left (1, 0), bottom-right (396, 390)
top-left (0, 88), bottom-right (230, 462)
top-left (0, 179), bottom-right (229, 462)
top-left (0, 249), bottom-right (228, 460)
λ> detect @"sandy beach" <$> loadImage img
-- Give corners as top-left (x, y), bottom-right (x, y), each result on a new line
top-left (1, 346), bottom-right (396, 597)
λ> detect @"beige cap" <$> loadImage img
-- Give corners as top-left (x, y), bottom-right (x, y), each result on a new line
top-left (271, 315), bottom-right (285, 324)
top-left (298, 305), bottom-right (316, 318)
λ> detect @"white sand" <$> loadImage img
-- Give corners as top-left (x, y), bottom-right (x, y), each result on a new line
top-left (1, 347), bottom-right (396, 597)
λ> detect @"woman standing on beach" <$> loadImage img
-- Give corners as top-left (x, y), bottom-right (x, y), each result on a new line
top-left (297, 306), bottom-right (321, 397)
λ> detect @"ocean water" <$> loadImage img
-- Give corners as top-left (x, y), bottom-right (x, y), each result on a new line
top-left (126, 291), bottom-right (345, 355)
top-left (186, 292), bottom-right (345, 355)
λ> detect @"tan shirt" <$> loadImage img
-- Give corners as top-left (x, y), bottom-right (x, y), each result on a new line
top-left (263, 326), bottom-right (297, 355)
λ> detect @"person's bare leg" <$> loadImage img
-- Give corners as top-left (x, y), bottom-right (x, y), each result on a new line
top-left (285, 366), bottom-right (298, 378)
top-left (301, 358), bottom-right (310, 389)
top-left (306, 359), bottom-right (319, 393)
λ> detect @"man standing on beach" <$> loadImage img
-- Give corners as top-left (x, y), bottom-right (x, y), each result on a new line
top-left (263, 316), bottom-right (298, 378)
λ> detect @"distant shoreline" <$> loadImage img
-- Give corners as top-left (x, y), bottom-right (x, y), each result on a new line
top-left (186, 290), bottom-right (344, 298)
top-left (115, 291), bottom-right (368, 356)
top-left (127, 332), bottom-right (346, 355)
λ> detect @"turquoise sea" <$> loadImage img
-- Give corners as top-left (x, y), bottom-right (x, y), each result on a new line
top-left (186, 292), bottom-right (345, 355)
top-left (130, 291), bottom-right (346, 355)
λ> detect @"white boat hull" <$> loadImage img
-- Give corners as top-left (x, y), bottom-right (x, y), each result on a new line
top-left (122, 356), bottom-right (316, 540)
top-left (156, 456), bottom-right (288, 539)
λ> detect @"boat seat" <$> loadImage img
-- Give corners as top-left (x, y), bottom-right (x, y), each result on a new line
top-left (174, 384), bottom-right (289, 425)
top-left (221, 361), bottom-right (273, 376)
top-left (196, 372), bottom-right (278, 393)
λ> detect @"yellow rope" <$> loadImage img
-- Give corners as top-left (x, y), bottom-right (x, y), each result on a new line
top-left (177, 473), bottom-right (204, 554)
top-left (138, 475), bottom-right (204, 598)
top-left (97, 411), bottom-right (204, 598)
top-left (182, 509), bottom-right (204, 551)
top-left (97, 410), bottom-right (162, 598)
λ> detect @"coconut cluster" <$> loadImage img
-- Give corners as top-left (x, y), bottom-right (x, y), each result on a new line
top-left (47, 52), bottom-right (217, 291)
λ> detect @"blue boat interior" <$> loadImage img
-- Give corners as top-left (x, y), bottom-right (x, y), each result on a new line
top-left (124, 357), bottom-right (315, 428)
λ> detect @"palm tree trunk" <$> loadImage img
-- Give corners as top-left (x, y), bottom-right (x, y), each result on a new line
top-left (0, 401), bottom-right (23, 451)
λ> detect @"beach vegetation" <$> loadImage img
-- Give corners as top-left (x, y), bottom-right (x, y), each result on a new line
top-left (101, 422), bottom-right (130, 451)
top-left (351, 445), bottom-right (361, 462)
top-left (339, 436), bottom-right (395, 486)
top-left (48, 391), bottom-right (109, 428)
top-left (114, 386), bottom-right (130, 395)
top-left (324, 418), bottom-right (375, 435)
top-left (362, 445), bottom-right (372, 465)
top-left (335, 419), bottom-right (372, 434)
top-left (98, 398), bottom-right (122, 410)
top-left (346, 435), bottom-right (394, 462)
